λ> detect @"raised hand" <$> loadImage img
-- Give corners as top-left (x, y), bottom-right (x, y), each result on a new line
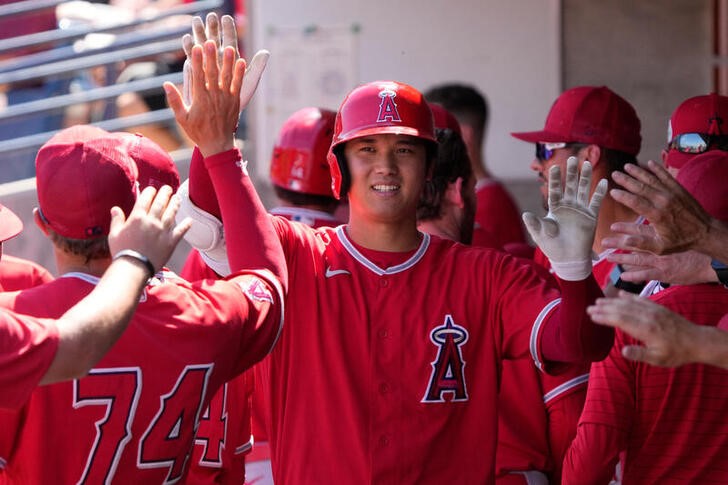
top-left (108, 185), bottom-right (192, 273)
top-left (523, 156), bottom-right (607, 280)
top-left (607, 249), bottom-right (715, 286)
top-left (165, 40), bottom-right (245, 157)
top-left (604, 160), bottom-right (713, 255)
top-left (588, 291), bottom-right (708, 367)
top-left (181, 13), bottom-right (269, 112)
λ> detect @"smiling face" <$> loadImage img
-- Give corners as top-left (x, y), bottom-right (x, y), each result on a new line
top-left (344, 133), bottom-right (429, 226)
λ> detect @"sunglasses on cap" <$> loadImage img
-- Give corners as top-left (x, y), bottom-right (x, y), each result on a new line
top-left (668, 133), bottom-right (728, 154)
top-left (535, 142), bottom-right (583, 162)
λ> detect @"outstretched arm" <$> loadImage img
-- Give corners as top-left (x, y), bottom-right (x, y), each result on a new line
top-left (165, 39), bottom-right (286, 289)
top-left (524, 157), bottom-right (613, 363)
top-left (588, 291), bottom-right (728, 369)
top-left (604, 160), bottom-right (728, 261)
top-left (42, 186), bottom-right (190, 384)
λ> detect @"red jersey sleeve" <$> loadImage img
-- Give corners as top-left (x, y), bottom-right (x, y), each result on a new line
top-left (204, 149), bottom-right (287, 291)
top-left (561, 330), bottom-right (633, 483)
top-left (0, 311), bottom-right (58, 409)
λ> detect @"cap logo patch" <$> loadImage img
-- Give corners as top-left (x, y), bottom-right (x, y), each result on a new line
top-left (377, 89), bottom-right (402, 123)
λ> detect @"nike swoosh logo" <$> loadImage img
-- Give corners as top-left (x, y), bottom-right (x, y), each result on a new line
top-left (325, 267), bottom-right (351, 278)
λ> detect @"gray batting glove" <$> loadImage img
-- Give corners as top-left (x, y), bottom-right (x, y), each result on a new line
top-left (523, 156), bottom-right (607, 281)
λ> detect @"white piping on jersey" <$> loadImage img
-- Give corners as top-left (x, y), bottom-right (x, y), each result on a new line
top-left (270, 206), bottom-right (339, 222)
top-left (235, 435), bottom-right (254, 455)
top-left (60, 272), bottom-right (101, 285)
top-left (543, 373), bottom-right (589, 403)
top-left (60, 271), bottom-right (151, 302)
top-left (0, 456), bottom-right (6, 469)
top-left (335, 226), bottom-right (430, 276)
top-left (529, 298), bottom-right (561, 371)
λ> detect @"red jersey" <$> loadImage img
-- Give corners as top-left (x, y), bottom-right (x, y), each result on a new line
top-left (256, 220), bottom-right (599, 483)
top-left (184, 205), bottom-right (342, 484)
top-left (0, 255), bottom-right (53, 291)
top-left (0, 270), bottom-right (283, 484)
top-left (563, 283), bottom-right (728, 484)
top-left (472, 178), bottom-right (525, 248)
top-left (0, 311), bottom-right (58, 410)
top-left (496, 257), bottom-right (590, 484)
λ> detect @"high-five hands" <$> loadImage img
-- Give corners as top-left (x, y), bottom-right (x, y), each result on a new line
top-left (523, 156), bottom-right (607, 280)
top-left (181, 13), bottom-right (269, 113)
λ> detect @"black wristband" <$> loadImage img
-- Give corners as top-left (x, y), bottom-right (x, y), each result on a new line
top-left (113, 249), bottom-right (156, 279)
top-left (712, 259), bottom-right (728, 286)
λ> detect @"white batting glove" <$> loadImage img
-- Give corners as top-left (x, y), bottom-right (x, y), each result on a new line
top-left (523, 156), bottom-right (607, 281)
top-left (182, 13), bottom-right (269, 110)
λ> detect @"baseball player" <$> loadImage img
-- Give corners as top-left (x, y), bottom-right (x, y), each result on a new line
top-left (425, 83), bottom-right (526, 249)
top-left (0, 121), bottom-right (285, 482)
top-left (563, 150), bottom-right (728, 483)
top-left (513, 85), bottom-right (644, 290)
top-left (0, 186), bottom-right (188, 409)
top-left (167, 32), bottom-right (613, 483)
top-left (183, 107), bottom-right (340, 484)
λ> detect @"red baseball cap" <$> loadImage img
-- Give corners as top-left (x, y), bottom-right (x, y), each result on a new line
top-left (675, 151), bottom-right (728, 223)
top-left (429, 103), bottom-right (462, 134)
top-left (36, 126), bottom-right (138, 239)
top-left (511, 85), bottom-right (641, 156)
top-left (115, 132), bottom-right (180, 192)
top-left (665, 93), bottom-right (728, 170)
top-left (0, 204), bottom-right (22, 242)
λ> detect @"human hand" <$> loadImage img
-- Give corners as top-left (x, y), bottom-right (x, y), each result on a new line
top-left (607, 249), bottom-right (715, 285)
top-left (605, 160), bottom-right (713, 255)
top-left (181, 13), bottom-right (269, 112)
top-left (165, 40), bottom-right (245, 157)
top-left (523, 156), bottom-right (607, 280)
top-left (588, 291), bottom-right (705, 367)
top-left (108, 185), bottom-right (192, 272)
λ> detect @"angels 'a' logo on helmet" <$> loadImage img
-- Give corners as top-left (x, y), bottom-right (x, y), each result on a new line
top-left (377, 89), bottom-right (402, 123)
top-left (421, 314), bottom-right (469, 403)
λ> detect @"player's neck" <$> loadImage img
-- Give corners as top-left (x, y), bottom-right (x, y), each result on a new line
top-left (54, 249), bottom-right (110, 277)
top-left (346, 217), bottom-right (422, 252)
top-left (418, 218), bottom-right (460, 244)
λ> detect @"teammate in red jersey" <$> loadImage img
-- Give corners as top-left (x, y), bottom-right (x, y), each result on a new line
top-left (183, 106), bottom-right (340, 484)
top-left (425, 83), bottom-right (524, 249)
top-left (0, 117), bottom-right (286, 482)
top-left (513, 85), bottom-right (643, 291)
top-left (1, 187), bottom-right (189, 409)
top-left (564, 151), bottom-right (728, 483)
top-left (166, 27), bottom-right (613, 483)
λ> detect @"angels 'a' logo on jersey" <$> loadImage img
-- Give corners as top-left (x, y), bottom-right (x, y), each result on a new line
top-left (377, 89), bottom-right (402, 123)
top-left (422, 314), bottom-right (469, 403)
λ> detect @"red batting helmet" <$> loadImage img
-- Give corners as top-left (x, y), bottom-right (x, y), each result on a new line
top-left (327, 80), bottom-right (437, 199)
top-left (270, 107), bottom-right (337, 197)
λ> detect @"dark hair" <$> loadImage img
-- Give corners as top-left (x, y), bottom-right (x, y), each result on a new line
top-left (273, 185), bottom-right (339, 212)
top-left (424, 84), bottom-right (489, 139)
top-left (49, 230), bottom-right (110, 263)
top-left (418, 128), bottom-right (473, 221)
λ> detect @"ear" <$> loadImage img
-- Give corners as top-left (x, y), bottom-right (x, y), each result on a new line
top-left (581, 144), bottom-right (602, 167)
top-left (661, 148), bottom-right (669, 163)
top-left (33, 208), bottom-right (50, 236)
top-left (445, 177), bottom-right (466, 209)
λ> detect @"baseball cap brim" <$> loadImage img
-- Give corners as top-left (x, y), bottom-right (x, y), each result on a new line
top-left (0, 204), bottom-right (23, 242)
top-left (511, 130), bottom-right (570, 144)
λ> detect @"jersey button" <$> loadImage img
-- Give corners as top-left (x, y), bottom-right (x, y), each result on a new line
top-left (379, 382), bottom-right (390, 394)
top-left (378, 328), bottom-right (389, 339)
top-left (379, 435), bottom-right (390, 447)
top-left (380, 279), bottom-right (389, 287)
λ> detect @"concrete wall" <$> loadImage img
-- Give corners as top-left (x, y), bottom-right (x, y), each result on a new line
top-left (563, 0), bottom-right (713, 164)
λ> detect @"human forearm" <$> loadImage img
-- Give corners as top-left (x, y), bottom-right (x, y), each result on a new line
top-left (541, 277), bottom-right (613, 363)
top-left (699, 218), bottom-right (728, 264)
top-left (562, 423), bottom-right (622, 485)
top-left (41, 257), bottom-right (149, 384)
